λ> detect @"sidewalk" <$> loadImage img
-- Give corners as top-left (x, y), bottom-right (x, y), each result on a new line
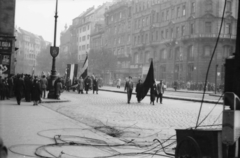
top-left (0, 98), bottom-right (168, 158)
top-left (99, 86), bottom-right (223, 104)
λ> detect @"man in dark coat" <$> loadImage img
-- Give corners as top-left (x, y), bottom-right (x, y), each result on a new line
top-left (135, 79), bottom-right (142, 103)
top-left (124, 76), bottom-right (134, 104)
top-left (84, 76), bottom-right (91, 94)
top-left (14, 75), bottom-right (25, 105)
top-left (92, 77), bottom-right (99, 94)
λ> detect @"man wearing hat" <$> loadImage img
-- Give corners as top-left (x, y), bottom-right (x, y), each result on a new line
top-left (156, 80), bottom-right (164, 104)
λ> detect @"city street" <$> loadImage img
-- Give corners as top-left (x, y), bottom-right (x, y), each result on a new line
top-left (43, 90), bottom-right (224, 154)
top-left (0, 90), bottom-right (225, 158)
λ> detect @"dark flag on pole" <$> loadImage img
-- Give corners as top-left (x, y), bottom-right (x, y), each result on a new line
top-left (81, 54), bottom-right (88, 79)
top-left (140, 60), bottom-right (155, 100)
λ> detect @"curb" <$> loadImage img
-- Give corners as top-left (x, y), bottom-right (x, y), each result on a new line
top-left (99, 89), bottom-right (223, 104)
top-left (41, 99), bottom-right (70, 104)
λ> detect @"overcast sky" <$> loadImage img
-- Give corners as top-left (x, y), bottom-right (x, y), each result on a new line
top-left (15, 0), bottom-right (111, 45)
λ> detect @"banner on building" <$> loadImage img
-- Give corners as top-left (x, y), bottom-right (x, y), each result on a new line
top-left (81, 55), bottom-right (88, 79)
top-left (0, 54), bottom-right (10, 76)
top-left (66, 64), bottom-right (78, 84)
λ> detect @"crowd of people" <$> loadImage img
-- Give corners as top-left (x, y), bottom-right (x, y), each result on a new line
top-left (0, 74), bottom-right (64, 105)
top-left (64, 75), bottom-right (100, 95)
top-left (172, 80), bottom-right (224, 92)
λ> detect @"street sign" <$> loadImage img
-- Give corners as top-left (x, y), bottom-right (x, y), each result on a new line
top-left (50, 46), bottom-right (59, 57)
top-left (0, 40), bottom-right (12, 53)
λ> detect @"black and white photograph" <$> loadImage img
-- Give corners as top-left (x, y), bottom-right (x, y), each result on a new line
top-left (0, 0), bottom-right (240, 158)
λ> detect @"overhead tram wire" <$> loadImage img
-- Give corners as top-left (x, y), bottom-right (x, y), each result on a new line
top-left (195, 0), bottom-right (227, 129)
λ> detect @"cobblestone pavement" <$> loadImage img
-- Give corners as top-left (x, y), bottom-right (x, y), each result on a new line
top-left (43, 91), bottom-right (224, 149)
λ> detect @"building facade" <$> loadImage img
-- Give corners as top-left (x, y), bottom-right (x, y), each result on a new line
top-left (104, 0), bottom-right (133, 80)
top-left (15, 27), bottom-right (49, 74)
top-left (131, 0), bottom-right (238, 87)
top-left (0, 0), bottom-right (16, 77)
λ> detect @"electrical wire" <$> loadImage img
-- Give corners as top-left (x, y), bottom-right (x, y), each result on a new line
top-left (196, 93), bottom-right (223, 127)
top-left (195, 0), bottom-right (227, 128)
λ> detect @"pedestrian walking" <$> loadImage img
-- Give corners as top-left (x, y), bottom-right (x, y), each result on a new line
top-left (66, 77), bottom-right (71, 91)
top-left (156, 80), bottom-right (164, 104)
top-left (150, 82), bottom-right (157, 105)
top-left (84, 76), bottom-right (91, 94)
top-left (14, 75), bottom-right (25, 105)
top-left (117, 79), bottom-right (121, 88)
top-left (93, 77), bottom-right (99, 94)
top-left (124, 76), bottom-right (133, 104)
top-left (54, 78), bottom-right (63, 100)
top-left (135, 79), bottom-right (142, 103)
top-left (40, 75), bottom-right (48, 98)
top-left (77, 77), bottom-right (84, 94)
top-left (31, 77), bottom-right (41, 106)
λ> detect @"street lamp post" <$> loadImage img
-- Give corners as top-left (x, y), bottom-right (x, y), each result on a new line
top-left (48, 0), bottom-right (59, 99)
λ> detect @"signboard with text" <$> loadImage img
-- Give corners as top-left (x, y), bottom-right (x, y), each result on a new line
top-left (0, 40), bottom-right (12, 53)
top-left (0, 54), bottom-right (10, 75)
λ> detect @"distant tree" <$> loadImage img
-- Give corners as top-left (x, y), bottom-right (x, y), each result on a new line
top-left (35, 45), bottom-right (52, 74)
top-left (89, 48), bottom-right (117, 76)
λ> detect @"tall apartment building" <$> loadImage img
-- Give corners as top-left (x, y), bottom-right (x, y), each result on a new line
top-left (15, 27), bottom-right (50, 74)
top-left (131, 0), bottom-right (238, 85)
top-left (72, 3), bottom-right (111, 72)
top-left (104, 0), bottom-right (133, 80)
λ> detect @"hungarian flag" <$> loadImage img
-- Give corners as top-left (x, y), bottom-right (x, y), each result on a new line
top-left (66, 64), bottom-right (78, 85)
top-left (140, 60), bottom-right (155, 100)
top-left (81, 55), bottom-right (88, 79)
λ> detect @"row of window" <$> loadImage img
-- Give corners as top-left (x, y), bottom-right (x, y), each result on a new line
top-left (133, 22), bottom-right (232, 45)
top-left (78, 35), bottom-right (90, 42)
top-left (78, 25), bottom-right (90, 34)
top-left (112, 35), bottom-right (131, 46)
top-left (78, 44), bottom-right (90, 51)
top-left (107, 8), bottom-right (131, 24)
top-left (133, 45), bottom-right (233, 64)
top-left (108, 20), bottom-right (131, 34)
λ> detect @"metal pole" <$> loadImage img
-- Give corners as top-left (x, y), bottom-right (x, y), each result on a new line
top-left (48, 0), bottom-right (58, 99)
top-left (215, 64), bottom-right (218, 94)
